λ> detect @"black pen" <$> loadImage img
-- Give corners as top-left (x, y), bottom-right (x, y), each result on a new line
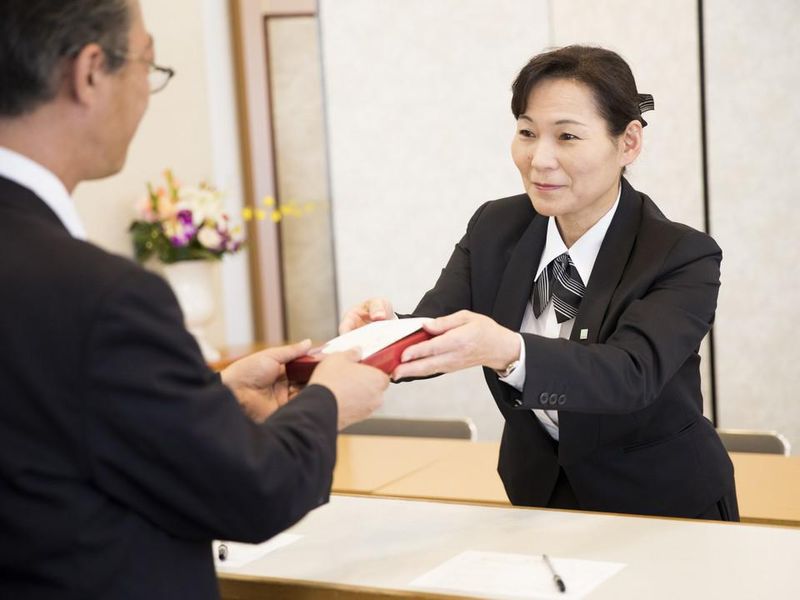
top-left (542, 554), bottom-right (566, 593)
top-left (218, 543), bottom-right (228, 562)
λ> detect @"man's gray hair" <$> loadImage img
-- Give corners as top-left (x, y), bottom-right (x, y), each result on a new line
top-left (0, 0), bottom-right (131, 117)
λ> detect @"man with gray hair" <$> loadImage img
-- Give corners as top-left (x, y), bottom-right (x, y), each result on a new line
top-left (0, 1), bottom-right (388, 598)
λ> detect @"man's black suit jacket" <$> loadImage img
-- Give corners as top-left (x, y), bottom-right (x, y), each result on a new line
top-left (0, 176), bottom-right (338, 599)
top-left (413, 178), bottom-right (735, 519)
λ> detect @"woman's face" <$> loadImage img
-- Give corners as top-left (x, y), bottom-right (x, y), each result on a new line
top-left (511, 78), bottom-right (639, 237)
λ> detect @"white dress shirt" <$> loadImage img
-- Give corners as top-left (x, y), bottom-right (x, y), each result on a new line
top-left (0, 146), bottom-right (86, 240)
top-left (500, 188), bottom-right (621, 440)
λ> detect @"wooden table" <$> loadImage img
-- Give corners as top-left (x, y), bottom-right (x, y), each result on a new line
top-left (218, 494), bottom-right (800, 599)
top-left (729, 451), bottom-right (800, 527)
top-left (332, 435), bottom-right (800, 527)
top-left (332, 434), bottom-right (474, 494)
top-left (374, 440), bottom-right (507, 504)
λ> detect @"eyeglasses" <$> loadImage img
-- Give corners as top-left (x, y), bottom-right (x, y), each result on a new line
top-left (145, 62), bottom-right (175, 94)
top-left (106, 50), bottom-right (175, 94)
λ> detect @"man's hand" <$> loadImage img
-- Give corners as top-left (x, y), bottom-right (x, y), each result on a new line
top-left (221, 339), bottom-right (312, 423)
top-left (309, 350), bottom-right (389, 430)
top-left (392, 310), bottom-right (520, 379)
top-left (338, 297), bottom-right (396, 334)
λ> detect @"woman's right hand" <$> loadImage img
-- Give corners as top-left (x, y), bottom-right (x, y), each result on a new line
top-left (338, 297), bottom-right (396, 334)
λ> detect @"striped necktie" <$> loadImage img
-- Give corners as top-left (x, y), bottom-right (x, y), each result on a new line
top-left (532, 252), bottom-right (585, 323)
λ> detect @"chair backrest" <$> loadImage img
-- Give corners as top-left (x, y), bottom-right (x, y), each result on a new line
top-left (342, 416), bottom-right (477, 441)
top-left (717, 428), bottom-right (791, 455)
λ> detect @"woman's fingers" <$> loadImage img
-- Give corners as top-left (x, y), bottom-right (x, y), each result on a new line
top-left (368, 298), bottom-right (391, 320)
top-left (401, 310), bottom-right (517, 373)
top-left (401, 332), bottom-right (458, 363)
top-left (339, 298), bottom-right (395, 334)
top-left (422, 310), bottom-right (472, 335)
top-left (393, 351), bottom-right (460, 379)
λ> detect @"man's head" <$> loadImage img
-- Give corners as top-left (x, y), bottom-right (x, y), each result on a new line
top-left (0, 0), bottom-right (155, 187)
top-left (0, 0), bottom-right (131, 117)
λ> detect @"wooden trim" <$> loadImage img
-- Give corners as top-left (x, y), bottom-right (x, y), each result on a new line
top-left (229, 0), bottom-right (263, 340)
top-left (260, 0), bottom-right (317, 16)
top-left (219, 572), bottom-right (469, 600)
top-left (263, 12), bottom-right (317, 18)
top-left (229, 0), bottom-right (286, 344)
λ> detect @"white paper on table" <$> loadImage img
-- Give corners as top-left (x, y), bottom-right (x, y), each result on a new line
top-left (410, 550), bottom-right (625, 600)
top-left (213, 534), bottom-right (302, 569)
top-left (320, 317), bottom-right (432, 358)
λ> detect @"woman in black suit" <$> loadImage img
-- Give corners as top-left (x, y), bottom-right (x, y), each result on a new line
top-left (340, 45), bottom-right (738, 521)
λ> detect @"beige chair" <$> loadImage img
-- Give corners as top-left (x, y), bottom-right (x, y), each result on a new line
top-left (717, 428), bottom-right (791, 455)
top-left (342, 416), bottom-right (477, 441)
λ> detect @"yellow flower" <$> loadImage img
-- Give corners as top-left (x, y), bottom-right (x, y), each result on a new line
top-left (240, 197), bottom-right (322, 226)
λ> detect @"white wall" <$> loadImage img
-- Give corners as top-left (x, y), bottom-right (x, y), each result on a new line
top-left (705, 0), bottom-right (800, 451)
top-left (72, 0), bottom-right (253, 347)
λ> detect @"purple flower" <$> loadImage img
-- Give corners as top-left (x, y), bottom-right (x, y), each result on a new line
top-left (170, 233), bottom-right (191, 247)
top-left (177, 209), bottom-right (193, 225)
top-left (176, 210), bottom-right (197, 237)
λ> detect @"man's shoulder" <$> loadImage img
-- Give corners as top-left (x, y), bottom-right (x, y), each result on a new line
top-left (5, 219), bottom-right (169, 318)
top-left (39, 230), bottom-right (155, 291)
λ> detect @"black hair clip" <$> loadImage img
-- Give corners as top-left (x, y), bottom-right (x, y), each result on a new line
top-left (637, 93), bottom-right (655, 113)
top-left (636, 93), bottom-right (654, 127)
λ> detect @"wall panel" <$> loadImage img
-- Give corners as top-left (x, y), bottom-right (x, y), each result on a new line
top-left (706, 0), bottom-right (800, 453)
top-left (268, 17), bottom-right (338, 342)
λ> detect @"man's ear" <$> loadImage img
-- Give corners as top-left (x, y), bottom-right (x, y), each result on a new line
top-left (70, 43), bottom-right (107, 106)
top-left (619, 120), bottom-right (643, 168)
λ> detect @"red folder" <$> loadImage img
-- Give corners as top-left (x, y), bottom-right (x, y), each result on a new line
top-left (285, 329), bottom-right (433, 384)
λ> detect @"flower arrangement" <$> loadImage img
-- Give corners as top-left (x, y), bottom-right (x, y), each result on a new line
top-left (129, 170), bottom-right (244, 263)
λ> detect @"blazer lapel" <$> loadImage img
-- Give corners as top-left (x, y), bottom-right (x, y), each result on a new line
top-left (490, 212), bottom-right (548, 329)
top-left (570, 178), bottom-right (642, 345)
top-left (559, 178), bottom-right (642, 465)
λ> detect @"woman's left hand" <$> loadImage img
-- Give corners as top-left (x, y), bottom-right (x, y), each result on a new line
top-left (392, 310), bottom-right (520, 379)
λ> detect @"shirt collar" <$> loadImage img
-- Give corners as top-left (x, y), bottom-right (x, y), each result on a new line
top-left (535, 185), bottom-right (622, 286)
top-left (0, 146), bottom-right (87, 240)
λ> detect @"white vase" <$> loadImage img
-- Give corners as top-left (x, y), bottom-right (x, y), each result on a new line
top-left (162, 260), bottom-right (221, 362)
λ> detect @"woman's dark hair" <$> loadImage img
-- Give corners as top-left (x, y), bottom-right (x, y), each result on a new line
top-left (511, 45), bottom-right (646, 136)
top-left (0, 0), bottom-right (131, 117)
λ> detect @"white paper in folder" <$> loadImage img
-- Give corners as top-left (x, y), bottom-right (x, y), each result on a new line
top-left (320, 317), bottom-right (432, 358)
top-left (410, 550), bottom-right (625, 599)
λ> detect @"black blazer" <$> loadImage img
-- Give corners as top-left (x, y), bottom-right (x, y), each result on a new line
top-left (0, 176), bottom-right (338, 599)
top-left (413, 178), bottom-right (735, 519)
